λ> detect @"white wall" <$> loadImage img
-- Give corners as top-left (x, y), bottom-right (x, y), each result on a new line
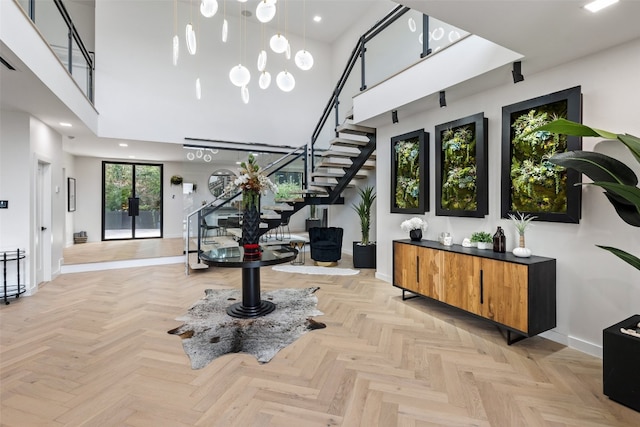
top-left (368, 37), bottom-right (640, 355)
top-left (30, 117), bottom-right (65, 278)
top-left (0, 111), bottom-right (32, 289)
top-left (0, 111), bottom-right (67, 292)
top-left (94, 0), bottom-right (332, 147)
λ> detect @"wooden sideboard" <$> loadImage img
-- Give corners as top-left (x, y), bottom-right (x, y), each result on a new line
top-left (393, 239), bottom-right (556, 343)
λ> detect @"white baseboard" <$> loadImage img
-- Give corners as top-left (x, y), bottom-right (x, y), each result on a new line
top-left (61, 255), bottom-right (185, 274)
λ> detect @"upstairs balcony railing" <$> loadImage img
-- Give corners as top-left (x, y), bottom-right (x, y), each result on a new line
top-left (17, 0), bottom-right (94, 102)
top-left (309, 5), bottom-right (469, 173)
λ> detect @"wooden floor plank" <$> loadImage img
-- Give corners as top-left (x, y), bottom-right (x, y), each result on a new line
top-left (1, 238), bottom-right (638, 426)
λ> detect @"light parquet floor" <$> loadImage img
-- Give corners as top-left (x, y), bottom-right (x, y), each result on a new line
top-left (2, 241), bottom-right (639, 426)
top-left (62, 238), bottom-right (184, 265)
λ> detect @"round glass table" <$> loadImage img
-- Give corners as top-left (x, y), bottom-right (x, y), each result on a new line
top-left (200, 245), bottom-right (297, 318)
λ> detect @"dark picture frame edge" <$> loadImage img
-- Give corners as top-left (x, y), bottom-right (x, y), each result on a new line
top-left (435, 112), bottom-right (488, 218)
top-left (390, 129), bottom-right (429, 214)
top-left (68, 177), bottom-right (76, 212)
top-left (501, 86), bottom-right (582, 223)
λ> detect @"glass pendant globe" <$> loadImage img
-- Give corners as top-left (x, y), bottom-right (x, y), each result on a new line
top-left (259, 71), bottom-right (271, 89)
top-left (222, 19), bottom-right (228, 42)
top-left (195, 78), bottom-right (202, 100)
top-left (172, 35), bottom-right (179, 66)
top-left (294, 50), bottom-right (313, 70)
top-left (256, 1), bottom-right (276, 23)
top-left (241, 86), bottom-right (250, 104)
top-left (257, 50), bottom-right (267, 71)
top-left (269, 34), bottom-right (288, 53)
top-left (431, 26), bottom-right (444, 41)
top-left (186, 23), bottom-right (197, 55)
top-left (200, 0), bottom-right (218, 17)
top-left (408, 17), bottom-right (417, 32)
top-left (276, 70), bottom-right (295, 92)
top-left (229, 64), bottom-right (251, 87)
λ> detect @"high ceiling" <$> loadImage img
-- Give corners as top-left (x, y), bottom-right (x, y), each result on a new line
top-left (3, 0), bottom-right (640, 164)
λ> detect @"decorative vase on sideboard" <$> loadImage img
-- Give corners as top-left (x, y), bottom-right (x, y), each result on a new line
top-left (513, 234), bottom-right (532, 258)
top-left (409, 229), bottom-right (422, 241)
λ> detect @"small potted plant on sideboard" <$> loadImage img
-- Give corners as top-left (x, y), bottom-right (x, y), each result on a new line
top-left (470, 232), bottom-right (493, 249)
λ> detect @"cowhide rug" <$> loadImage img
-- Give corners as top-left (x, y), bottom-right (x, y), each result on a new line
top-left (168, 287), bottom-right (325, 369)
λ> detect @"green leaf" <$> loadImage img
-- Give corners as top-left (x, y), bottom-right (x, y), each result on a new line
top-left (549, 151), bottom-right (638, 186)
top-left (596, 245), bottom-right (640, 272)
top-left (592, 182), bottom-right (640, 210)
top-left (618, 134), bottom-right (640, 164)
top-left (604, 193), bottom-right (640, 227)
top-left (534, 118), bottom-right (618, 139)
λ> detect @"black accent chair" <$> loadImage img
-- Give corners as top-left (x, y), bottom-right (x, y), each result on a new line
top-left (309, 227), bottom-right (343, 265)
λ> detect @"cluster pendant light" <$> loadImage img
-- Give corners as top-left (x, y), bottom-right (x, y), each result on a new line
top-left (173, 0), bottom-right (315, 103)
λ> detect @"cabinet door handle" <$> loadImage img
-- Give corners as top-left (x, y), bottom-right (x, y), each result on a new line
top-left (480, 269), bottom-right (484, 304)
top-left (416, 256), bottom-right (420, 283)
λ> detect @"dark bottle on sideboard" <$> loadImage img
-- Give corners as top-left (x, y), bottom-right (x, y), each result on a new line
top-left (493, 226), bottom-right (506, 253)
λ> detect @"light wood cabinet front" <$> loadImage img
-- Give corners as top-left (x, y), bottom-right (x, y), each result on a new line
top-left (393, 243), bottom-right (442, 298)
top-left (480, 258), bottom-right (528, 332)
top-left (394, 243), bottom-right (420, 293)
top-left (441, 252), bottom-right (481, 315)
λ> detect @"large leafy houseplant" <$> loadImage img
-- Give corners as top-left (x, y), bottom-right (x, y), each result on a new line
top-left (535, 119), bottom-right (640, 272)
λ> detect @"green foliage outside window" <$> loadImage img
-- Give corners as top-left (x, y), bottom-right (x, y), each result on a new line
top-left (441, 125), bottom-right (477, 210)
top-left (394, 140), bottom-right (420, 209)
top-left (104, 164), bottom-right (161, 212)
top-left (510, 103), bottom-right (568, 212)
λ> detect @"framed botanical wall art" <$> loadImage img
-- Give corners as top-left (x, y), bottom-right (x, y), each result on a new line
top-left (391, 129), bottom-right (429, 213)
top-left (435, 112), bottom-right (488, 217)
top-left (501, 86), bottom-right (582, 223)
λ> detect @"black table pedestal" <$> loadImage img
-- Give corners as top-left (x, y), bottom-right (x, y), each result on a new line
top-left (226, 266), bottom-right (276, 318)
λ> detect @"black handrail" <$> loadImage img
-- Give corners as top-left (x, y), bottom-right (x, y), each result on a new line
top-left (310, 5), bottom-right (409, 143)
top-left (308, 5), bottom-right (413, 173)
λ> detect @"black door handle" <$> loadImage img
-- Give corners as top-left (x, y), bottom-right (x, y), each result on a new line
top-left (128, 197), bottom-right (140, 217)
top-left (41, 226), bottom-right (47, 231)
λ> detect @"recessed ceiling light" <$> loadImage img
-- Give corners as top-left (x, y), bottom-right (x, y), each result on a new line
top-left (313, 15), bottom-right (321, 23)
top-left (235, 161), bottom-right (242, 165)
top-left (584, 0), bottom-right (619, 13)
top-left (119, 143), bottom-right (128, 147)
top-left (128, 155), bottom-right (136, 159)
top-left (60, 122), bottom-right (72, 127)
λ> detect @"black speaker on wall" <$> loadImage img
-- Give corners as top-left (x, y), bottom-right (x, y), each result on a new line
top-left (512, 61), bottom-right (525, 83)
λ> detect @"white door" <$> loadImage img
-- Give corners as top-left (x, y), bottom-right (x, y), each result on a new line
top-left (36, 161), bottom-right (51, 285)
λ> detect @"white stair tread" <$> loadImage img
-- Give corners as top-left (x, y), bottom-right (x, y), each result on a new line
top-left (336, 122), bottom-right (376, 135)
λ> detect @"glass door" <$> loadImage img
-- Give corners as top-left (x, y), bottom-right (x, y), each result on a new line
top-left (103, 162), bottom-right (163, 240)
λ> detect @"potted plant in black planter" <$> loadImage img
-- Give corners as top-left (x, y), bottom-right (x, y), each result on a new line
top-left (537, 118), bottom-right (640, 411)
top-left (351, 186), bottom-right (376, 268)
top-left (305, 203), bottom-right (322, 231)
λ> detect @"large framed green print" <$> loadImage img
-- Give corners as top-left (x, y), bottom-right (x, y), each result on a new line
top-left (501, 86), bottom-right (582, 223)
top-left (435, 113), bottom-right (488, 217)
top-left (391, 129), bottom-right (429, 214)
